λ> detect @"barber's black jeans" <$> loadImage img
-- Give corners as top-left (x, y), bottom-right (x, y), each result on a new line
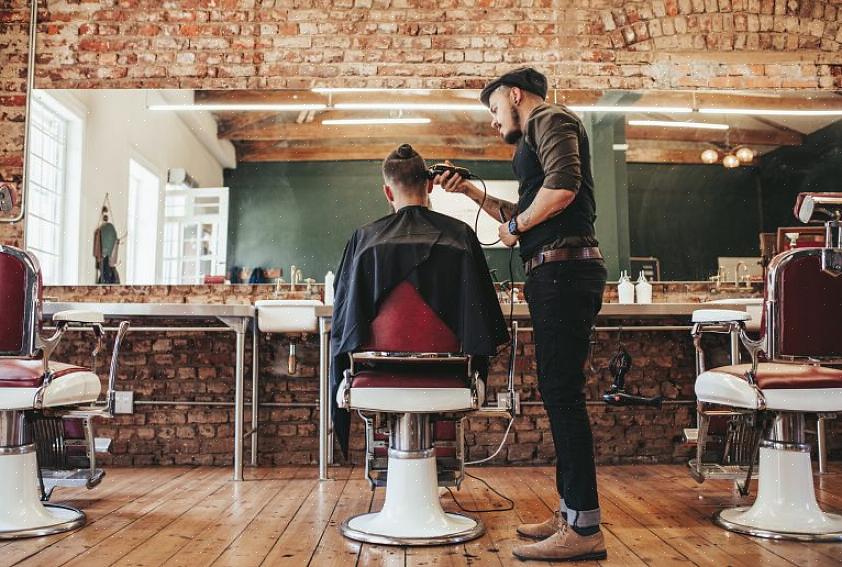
top-left (524, 259), bottom-right (606, 525)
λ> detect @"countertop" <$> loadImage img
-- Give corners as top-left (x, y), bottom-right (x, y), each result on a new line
top-left (42, 302), bottom-right (254, 318)
top-left (314, 302), bottom-right (746, 319)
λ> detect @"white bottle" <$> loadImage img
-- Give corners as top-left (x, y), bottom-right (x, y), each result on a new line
top-left (617, 271), bottom-right (635, 304)
top-left (323, 270), bottom-right (335, 305)
top-left (635, 271), bottom-right (652, 304)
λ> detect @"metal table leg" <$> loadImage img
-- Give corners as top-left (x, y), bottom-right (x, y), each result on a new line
top-left (221, 316), bottom-right (249, 481)
top-left (251, 317), bottom-right (259, 467)
top-left (319, 316), bottom-right (331, 481)
top-left (818, 416), bottom-right (828, 475)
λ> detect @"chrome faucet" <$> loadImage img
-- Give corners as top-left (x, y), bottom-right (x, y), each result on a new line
top-left (304, 278), bottom-right (318, 298)
top-left (273, 277), bottom-right (285, 297)
top-left (290, 265), bottom-right (303, 286)
top-left (735, 261), bottom-right (748, 288)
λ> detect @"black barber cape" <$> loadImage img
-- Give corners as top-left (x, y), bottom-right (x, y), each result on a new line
top-left (330, 206), bottom-right (509, 457)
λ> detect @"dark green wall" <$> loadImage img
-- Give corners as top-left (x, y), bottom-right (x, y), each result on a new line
top-left (758, 120), bottom-right (842, 232)
top-left (225, 160), bottom-right (524, 282)
top-left (627, 164), bottom-right (762, 281)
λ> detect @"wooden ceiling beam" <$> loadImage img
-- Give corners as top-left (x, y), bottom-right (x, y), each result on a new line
top-left (625, 147), bottom-right (711, 164)
top-left (236, 142), bottom-right (514, 162)
top-left (219, 120), bottom-right (496, 141)
top-left (625, 125), bottom-right (803, 146)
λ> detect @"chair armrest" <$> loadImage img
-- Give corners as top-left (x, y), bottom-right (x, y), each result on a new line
top-left (53, 309), bottom-right (105, 325)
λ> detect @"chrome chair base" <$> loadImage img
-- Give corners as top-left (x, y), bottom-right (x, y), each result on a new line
top-left (714, 508), bottom-right (842, 542)
top-left (0, 504), bottom-right (86, 540)
top-left (340, 512), bottom-right (484, 546)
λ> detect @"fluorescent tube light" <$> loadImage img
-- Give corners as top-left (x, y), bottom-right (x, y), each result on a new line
top-left (627, 119), bottom-right (729, 130)
top-left (699, 108), bottom-right (842, 116)
top-left (567, 105), bottom-right (693, 114)
top-left (321, 118), bottom-right (432, 125)
top-left (312, 88), bottom-right (430, 93)
top-left (334, 102), bottom-right (487, 112)
top-left (148, 103), bottom-right (327, 111)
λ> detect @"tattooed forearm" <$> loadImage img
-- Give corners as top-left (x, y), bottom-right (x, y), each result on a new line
top-left (468, 189), bottom-right (517, 223)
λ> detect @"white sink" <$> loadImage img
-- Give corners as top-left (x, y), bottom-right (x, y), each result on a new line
top-left (705, 298), bottom-right (763, 331)
top-left (254, 299), bottom-right (323, 333)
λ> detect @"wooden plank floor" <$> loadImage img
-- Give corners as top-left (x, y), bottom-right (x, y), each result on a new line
top-left (4, 464), bottom-right (842, 566)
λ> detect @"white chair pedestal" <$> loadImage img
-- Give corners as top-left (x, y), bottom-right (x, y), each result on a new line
top-left (340, 413), bottom-right (484, 546)
top-left (0, 445), bottom-right (85, 539)
top-left (340, 450), bottom-right (483, 546)
top-left (714, 429), bottom-right (842, 541)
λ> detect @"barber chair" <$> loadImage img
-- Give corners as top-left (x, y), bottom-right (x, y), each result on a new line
top-left (336, 281), bottom-right (486, 545)
top-left (689, 192), bottom-right (842, 541)
top-left (0, 245), bottom-right (129, 539)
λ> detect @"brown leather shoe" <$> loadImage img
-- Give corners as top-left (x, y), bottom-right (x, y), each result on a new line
top-left (516, 510), bottom-right (564, 540)
top-left (512, 523), bottom-right (606, 562)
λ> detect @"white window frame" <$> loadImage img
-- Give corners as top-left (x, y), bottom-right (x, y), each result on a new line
top-left (161, 186), bottom-right (229, 284)
top-left (126, 154), bottom-right (162, 284)
top-left (25, 90), bottom-right (84, 284)
top-left (430, 180), bottom-right (519, 248)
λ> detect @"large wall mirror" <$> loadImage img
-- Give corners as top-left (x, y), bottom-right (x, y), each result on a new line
top-left (24, 87), bottom-right (842, 285)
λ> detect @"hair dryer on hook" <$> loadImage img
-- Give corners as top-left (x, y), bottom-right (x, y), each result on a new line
top-left (602, 344), bottom-right (663, 408)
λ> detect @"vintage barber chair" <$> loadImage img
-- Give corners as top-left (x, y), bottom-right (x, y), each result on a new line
top-left (689, 192), bottom-right (842, 541)
top-left (0, 245), bottom-right (129, 539)
top-left (336, 281), bottom-right (486, 545)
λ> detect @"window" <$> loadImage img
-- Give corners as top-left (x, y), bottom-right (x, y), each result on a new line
top-left (26, 97), bottom-right (70, 282)
top-left (429, 180), bottom-right (519, 247)
top-left (161, 186), bottom-right (229, 284)
top-left (25, 92), bottom-right (83, 284)
top-left (126, 158), bottom-right (161, 284)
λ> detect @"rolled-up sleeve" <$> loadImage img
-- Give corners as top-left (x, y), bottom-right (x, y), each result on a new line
top-left (527, 110), bottom-right (582, 192)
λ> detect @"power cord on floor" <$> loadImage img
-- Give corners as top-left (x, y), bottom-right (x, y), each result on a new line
top-left (445, 470), bottom-right (515, 513)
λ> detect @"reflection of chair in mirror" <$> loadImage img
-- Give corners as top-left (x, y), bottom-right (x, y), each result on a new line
top-left (689, 192), bottom-right (842, 541)
top-left (337, 281), bottom-right (485, 546)
top-left (0, 245), bottom-right (129, 539)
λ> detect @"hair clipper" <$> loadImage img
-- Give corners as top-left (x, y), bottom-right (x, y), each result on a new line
top-left (427, 163), bottom-right (475, 180)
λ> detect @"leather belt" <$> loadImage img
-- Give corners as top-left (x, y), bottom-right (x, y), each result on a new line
top-left (524, 246), bottom-right (603, 275)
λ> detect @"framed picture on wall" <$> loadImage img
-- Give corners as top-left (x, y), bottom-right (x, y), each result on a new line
top-left (429, 180), bottom-right (519, 248)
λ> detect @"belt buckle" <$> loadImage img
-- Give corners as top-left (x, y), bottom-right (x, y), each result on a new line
top-left (536, 251), bottom-right (546, 266)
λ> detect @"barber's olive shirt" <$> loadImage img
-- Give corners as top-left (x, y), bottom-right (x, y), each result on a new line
top-left (514, 103), bottom-right (599, 260)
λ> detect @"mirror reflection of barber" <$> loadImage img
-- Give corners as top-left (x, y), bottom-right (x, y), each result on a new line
top-left (434, 67), bottom-right (608, 562)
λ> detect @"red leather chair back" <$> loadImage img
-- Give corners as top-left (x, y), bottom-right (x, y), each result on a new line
top-left (774, 253), bottom-right (842, 359)
top-left (362, 281), bottom-right (459, 353)
top-left (0, 245), bottom-right (41, 357)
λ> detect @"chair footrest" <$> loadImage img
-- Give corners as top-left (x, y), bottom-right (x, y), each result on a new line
top-left (41, 468), bottom-right (106, 490)
top-left (688, 459), bottom-right (758, 481)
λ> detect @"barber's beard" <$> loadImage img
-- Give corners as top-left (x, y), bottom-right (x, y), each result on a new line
top-left (503, 105), bottom-right (523, 144)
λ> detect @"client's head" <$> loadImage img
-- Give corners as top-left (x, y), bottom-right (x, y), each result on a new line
top-left (382, 143), bottom-right (433, 211)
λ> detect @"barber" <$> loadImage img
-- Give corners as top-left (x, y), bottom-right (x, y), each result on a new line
top-left (436, 67), bottom-right (607, 562)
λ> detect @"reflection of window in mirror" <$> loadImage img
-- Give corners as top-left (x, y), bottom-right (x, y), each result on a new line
top-left (161, 186), bottom-right (229, 284)
top-left (126, 157), bottom-right (160, 284)
top-left (25, 91), bottom-right (84, 284)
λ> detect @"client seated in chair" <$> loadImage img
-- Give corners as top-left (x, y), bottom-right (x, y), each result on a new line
top-left (690, 192), bottom-right (842, 541)
top-left (0, 245), bottom-right (128, 539)
top-left (331, 144), bottom-right (509, 545)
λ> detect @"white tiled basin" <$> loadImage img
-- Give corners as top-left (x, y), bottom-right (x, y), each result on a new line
top-left (254, 299), bottom-right (323, 333)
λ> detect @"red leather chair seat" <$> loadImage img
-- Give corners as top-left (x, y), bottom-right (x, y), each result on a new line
top-left (0, 360), bottom-right (89, 388)
top-left (352, 369), bottom-right (468, 389)
top-left (713, 363), bottom-right (842, 390)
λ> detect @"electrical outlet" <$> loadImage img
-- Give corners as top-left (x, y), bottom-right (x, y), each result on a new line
top-left (497, 391), bottom-right (522, 415)
top-left (114, 391), bottom-right (134, 414)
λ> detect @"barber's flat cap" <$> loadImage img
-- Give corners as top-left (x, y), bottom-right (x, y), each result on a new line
top-left (480, 67), bottom-right (548, 107)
